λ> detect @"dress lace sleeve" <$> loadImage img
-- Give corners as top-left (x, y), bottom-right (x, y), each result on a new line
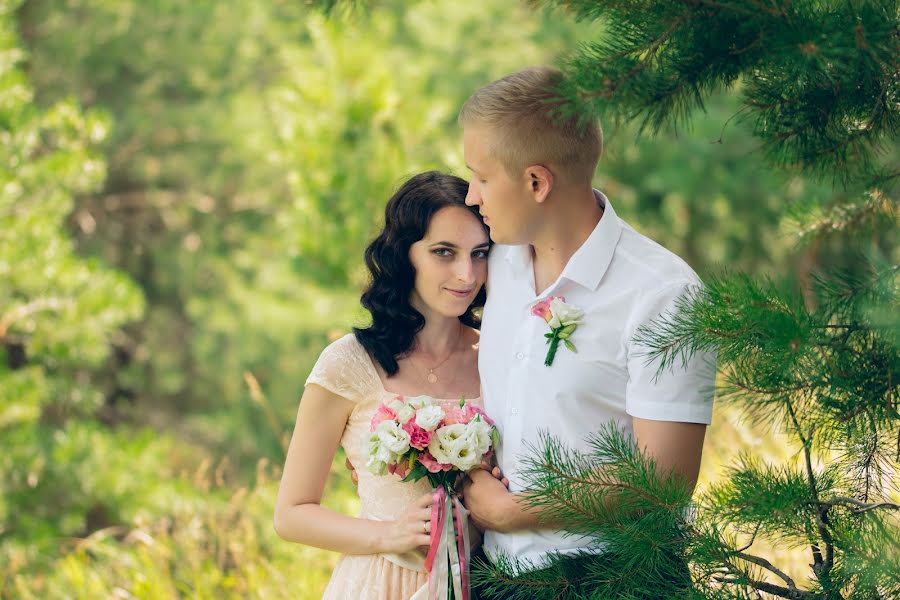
top-left (305, 334), bottom-right (379, 404)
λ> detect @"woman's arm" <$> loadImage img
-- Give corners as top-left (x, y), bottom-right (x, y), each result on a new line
top-left (273, 383), bottom-right (432, 555)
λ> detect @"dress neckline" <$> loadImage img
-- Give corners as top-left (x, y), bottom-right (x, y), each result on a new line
top-left (355, 336), bottom-right (482, 403)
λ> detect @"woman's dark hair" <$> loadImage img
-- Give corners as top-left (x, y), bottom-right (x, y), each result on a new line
top-left (353, 171), bottom-right (490, 376)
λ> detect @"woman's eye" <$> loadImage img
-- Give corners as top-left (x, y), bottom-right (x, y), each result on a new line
top-left (473, 250), bottom-right (489, 259)
top-left (433, 248), bottom-right (453, 257)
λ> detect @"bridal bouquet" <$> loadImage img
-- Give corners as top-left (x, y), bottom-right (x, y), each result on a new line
top-left (367, 395), bottom-right (499, 600)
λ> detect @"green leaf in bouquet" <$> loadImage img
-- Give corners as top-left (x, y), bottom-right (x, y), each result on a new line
top-left (402, 461), bottom-right (429, 483)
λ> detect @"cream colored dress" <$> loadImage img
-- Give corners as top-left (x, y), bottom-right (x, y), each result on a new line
top-left (306, 333), bottom-right (482, 600)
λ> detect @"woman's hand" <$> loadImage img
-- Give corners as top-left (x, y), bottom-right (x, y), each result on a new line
top-left (378, 492), bottom-right (434, 554)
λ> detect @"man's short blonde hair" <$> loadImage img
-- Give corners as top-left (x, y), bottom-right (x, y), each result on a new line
top-left (459, 66), bottom-right (602, 185)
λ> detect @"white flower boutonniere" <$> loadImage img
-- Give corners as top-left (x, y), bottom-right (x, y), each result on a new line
top-left (531, 296), bottom-right (584, 366)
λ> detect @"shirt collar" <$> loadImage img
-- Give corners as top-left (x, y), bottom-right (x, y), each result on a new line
top-left (503, 189), bottom-right (621, 292)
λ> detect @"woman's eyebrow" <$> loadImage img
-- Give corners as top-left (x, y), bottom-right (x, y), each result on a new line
top-left (428, 241), bottom-right (491, 249)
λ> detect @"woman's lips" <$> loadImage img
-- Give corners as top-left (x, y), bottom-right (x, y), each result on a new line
top-left (445, 288), bottom-right (473, 298)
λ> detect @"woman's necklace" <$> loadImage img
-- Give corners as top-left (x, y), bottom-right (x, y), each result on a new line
top-left (412, 326), bottom-right (462, 384)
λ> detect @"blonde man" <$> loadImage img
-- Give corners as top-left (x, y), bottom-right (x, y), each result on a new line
top-left (459, 67), bottom-right (715, 595)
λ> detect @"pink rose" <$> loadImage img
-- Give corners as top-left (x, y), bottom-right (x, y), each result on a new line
top-left (370, 403), bottom-right (397, 432)
top-left (418, 450), bottom-right (453, 473)
top-left (441, 406), bottom-right (467, 426)
top-left (530, 296), bottom-right (559, 322)
top-left (402, 420), bottom-right (434, 450)
top-left (466, 404), bottom-right (495, 427)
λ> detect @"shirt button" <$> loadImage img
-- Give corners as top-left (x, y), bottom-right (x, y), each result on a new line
top-left (515, 352), bottom-right (524, 360)
top-left (511, 408), bottom-right (518, 415)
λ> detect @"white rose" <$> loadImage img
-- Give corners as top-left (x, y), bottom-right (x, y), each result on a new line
top-left (375, 420), bottom-right (411, 455)
top-left (388, 398), bottom-right (415, 424)
top-left (548, 298), bottom-right (583, 329)
top-left (415, 404), bottom-right (445, 431)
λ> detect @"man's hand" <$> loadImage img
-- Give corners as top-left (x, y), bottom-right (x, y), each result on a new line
top-left (481, 460), bottom-right (509, 489)
top-left (460, 468), bottom-right (520, 533)
top-left (344, 457), bottom-right (358, 486)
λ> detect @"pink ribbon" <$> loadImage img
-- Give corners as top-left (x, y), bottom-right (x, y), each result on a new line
top-left (424, 486), bottom-right (447, 574)
top-left (423, 486), bottom-right (470, 600)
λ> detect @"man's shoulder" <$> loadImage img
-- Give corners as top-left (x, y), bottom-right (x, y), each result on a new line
top-left (612, 220), bottom-right (701, 290)
top-left (486, 243), bottom-right (518, 272)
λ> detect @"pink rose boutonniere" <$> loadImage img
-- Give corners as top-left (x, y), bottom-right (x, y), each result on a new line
top-left (531, 296), bottom-right (584, 366)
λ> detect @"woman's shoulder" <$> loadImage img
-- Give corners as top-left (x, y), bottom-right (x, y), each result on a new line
top-left (305, 333), bottom-right (379, 404)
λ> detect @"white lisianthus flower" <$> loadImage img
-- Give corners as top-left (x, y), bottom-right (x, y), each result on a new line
top-left (548, 298), bottom-right (584, 329)
top-left (387, 398), bottom-right (415, 424)
top-left (464, 418), bottom-right (493, 458)
top-left (415, 404), bottom-right (445, 431)
top-left (366, 433), bottom-right (397, 475)
top-left (375, 419), bottom-right (411, 455)
top-left (406, 395), bottom-right (434, 410)
top-left (450, 435), bottom-right (482, 471)
top-left (366, 455), bottom-right (387, 475)
top-left (428, 423), bottom-right (467, 465)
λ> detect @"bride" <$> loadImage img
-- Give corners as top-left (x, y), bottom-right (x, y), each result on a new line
top-left (274, 171), bottom-right (491, 599)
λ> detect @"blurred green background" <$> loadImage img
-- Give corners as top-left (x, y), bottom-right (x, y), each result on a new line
top-left (2, 0), bottom-right (842, 597)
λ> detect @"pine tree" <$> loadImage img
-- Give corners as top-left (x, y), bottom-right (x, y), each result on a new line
top-left (474, 1), bottom-right (898, 598)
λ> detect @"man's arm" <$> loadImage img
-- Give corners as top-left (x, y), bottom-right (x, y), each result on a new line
top-left (632, 416), bottom-right (706, 490)
top-left (460, 417), bottom-right (706, 533)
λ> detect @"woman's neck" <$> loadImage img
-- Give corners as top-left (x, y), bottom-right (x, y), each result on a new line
top-left (414, 317), bottom-right (465, 360)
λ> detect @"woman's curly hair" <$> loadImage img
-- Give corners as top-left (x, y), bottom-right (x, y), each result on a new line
top-left (353, 171), bottom-right (489, 376)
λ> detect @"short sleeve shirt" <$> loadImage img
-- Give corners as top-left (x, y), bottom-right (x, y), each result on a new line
top-left (479, 190), bottom-right (716, 568)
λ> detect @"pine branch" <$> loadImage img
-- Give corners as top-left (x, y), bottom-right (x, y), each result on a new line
top-left (810, 497), bottom-right (900, 515)
top-left (727, 549), bottom-right (799, 591)
top-left (790, 189), bottom-right (898, 242)
top-left (786, 396), bottom-right (836, 585)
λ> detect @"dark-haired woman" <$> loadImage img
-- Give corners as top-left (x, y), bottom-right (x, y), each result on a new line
top-left (274, 171), bottom-right (491, 599)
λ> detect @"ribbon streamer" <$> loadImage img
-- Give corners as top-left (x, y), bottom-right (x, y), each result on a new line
top-left (413, 486), bottom-right (470, 600)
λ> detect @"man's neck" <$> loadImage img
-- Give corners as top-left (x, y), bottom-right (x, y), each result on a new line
top-left (530, 187), bottom-right (604, 295)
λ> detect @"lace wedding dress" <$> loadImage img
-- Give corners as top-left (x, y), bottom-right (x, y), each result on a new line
top-left (305, 334), bottom-right (482, 600)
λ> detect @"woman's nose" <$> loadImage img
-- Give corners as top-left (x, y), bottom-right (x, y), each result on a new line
top-left (456, 257), bottom-right (476, 284)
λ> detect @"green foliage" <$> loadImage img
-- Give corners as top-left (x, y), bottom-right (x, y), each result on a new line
top-left (7, 0), bottom-right (895, 597)
top-left (481, 1), bottom-right (900, 598)
top-left (1, 0), bottom-right (146, 573)
top-left (547, 0), bottom-right (899, 187)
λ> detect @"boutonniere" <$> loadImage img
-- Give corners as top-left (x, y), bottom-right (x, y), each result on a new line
top-left (531, 296), bottom-right (584, 366)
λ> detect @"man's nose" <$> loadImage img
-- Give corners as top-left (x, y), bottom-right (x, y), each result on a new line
top-left (465, 182), bottom-right (481, 206)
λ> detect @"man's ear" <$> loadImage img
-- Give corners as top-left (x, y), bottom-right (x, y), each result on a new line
top-left (525, 165), bottom-right (553, 203)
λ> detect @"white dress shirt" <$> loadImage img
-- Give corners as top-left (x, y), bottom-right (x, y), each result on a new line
top-left (479, 190), bottom-right (716, 569)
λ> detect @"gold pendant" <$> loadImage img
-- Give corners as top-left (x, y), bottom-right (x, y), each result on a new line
top-left (427, 372), bottom-right (438, 384)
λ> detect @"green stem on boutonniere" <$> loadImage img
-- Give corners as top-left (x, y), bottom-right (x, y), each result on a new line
top-left (544, 333), bottom-right (561, 366)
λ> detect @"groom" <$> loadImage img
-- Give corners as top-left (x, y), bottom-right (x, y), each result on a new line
top-left (457, 66), bottom-right (715, 596)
